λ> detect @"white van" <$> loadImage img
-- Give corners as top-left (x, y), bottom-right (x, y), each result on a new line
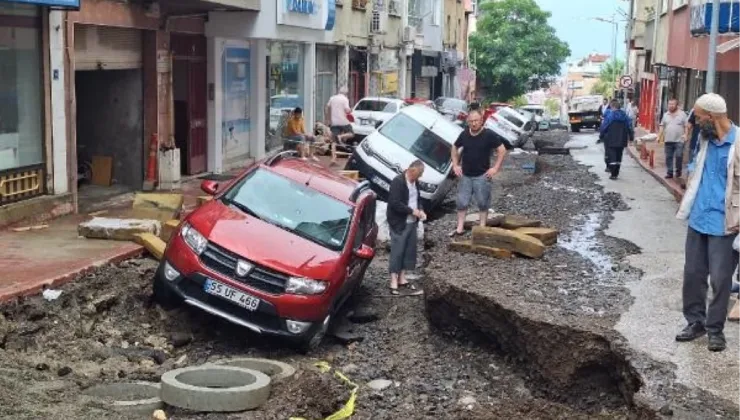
top-left (345, 105), bottom-right (462, 208)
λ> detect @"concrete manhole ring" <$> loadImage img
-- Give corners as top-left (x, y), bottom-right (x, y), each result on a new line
top-left (82, 381), bottom-right (163, 415)
top-left (213, 357), bottom-right (296, 382)
top-left (160, 365), bottom-right (271, 412)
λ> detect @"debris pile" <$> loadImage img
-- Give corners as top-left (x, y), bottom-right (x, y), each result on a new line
top-left (76, 192), bottom-right (190, 261)
top-left (449, 214), bottom-right (558, 259)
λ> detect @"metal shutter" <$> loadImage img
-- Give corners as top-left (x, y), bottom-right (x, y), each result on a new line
top-left (74, 25), bottom-right (143, 71)
top-left (415, 76), bottom-right (430, 100)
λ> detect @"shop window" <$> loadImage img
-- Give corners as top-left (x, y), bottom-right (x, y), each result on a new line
top-left (0, 5), bottom-right (43, 172)
top-left (267, 42), bottom-right (305, 152)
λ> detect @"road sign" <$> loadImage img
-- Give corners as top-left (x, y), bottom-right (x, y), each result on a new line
top-left (619, 75), bottom-right (633, 89)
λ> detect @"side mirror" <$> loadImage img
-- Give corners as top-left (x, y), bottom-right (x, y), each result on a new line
top-left (374, 120), bottom-right (383, 129)
top-left (354, 244), bottom-right (375, 260)
top-left (201, 180), bottom-right (219, 195)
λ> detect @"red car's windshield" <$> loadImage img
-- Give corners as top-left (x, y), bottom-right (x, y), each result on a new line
top-left (221, 168), bottom-right (353, 251)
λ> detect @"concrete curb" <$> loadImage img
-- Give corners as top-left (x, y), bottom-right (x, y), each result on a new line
top-left (0, 245), bottom-right (144, 303)
top-left (626, 145), bottom-right (685, 202)
top-left (213, 358), bottom-right (296, 382)
top-left (160, 365), bottom-right (271, 412)
top-left (82, 381), bottom-right (163, 415)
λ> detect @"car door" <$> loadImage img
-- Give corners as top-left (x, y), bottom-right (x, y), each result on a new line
top-left (345, 198), bottom-right (376, 294)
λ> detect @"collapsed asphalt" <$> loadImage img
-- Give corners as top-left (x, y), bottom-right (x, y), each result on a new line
top-left (0, 130), bottom-right (737, 419)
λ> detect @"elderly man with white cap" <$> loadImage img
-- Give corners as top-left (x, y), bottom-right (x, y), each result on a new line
top-left (675, 93), bottom-right (739, 352)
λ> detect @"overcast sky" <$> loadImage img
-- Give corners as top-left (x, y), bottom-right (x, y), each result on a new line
top-left (535, 0), bottom-right (627, 64)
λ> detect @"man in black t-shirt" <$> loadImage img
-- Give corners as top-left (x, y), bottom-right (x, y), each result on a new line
top-left (450, 109), bottom-right (507, 237)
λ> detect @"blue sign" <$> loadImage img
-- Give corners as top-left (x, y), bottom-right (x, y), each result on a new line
top-left (287, 0), bottom-right (318, 15)
top-left (325, 0), bottom-right (336, 31)
top-left (0, 0), bottom-right (80, 7)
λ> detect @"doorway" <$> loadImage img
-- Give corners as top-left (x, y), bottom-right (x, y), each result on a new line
top-left (75, 69), bottom-right (143, 202)
top-left (171, 34), bottom-right (208, 176)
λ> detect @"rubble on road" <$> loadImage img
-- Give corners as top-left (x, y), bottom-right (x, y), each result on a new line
top-left (463, 211), bottom-right (505, 228)
top-left (78, 217), bottom-right (161, 241)
top-left (471, 226), bottom-right (545, 259)
top-left (133, 233), bottom-right (166, 260)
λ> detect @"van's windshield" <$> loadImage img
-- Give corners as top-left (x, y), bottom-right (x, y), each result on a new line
top-left (379, 113), bottom-right (452, 173)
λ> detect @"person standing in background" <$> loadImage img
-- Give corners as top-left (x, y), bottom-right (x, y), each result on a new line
top-left (599, 100), bottom-right (634, 180)
top-left (325, 87), bottom-right (355, 166)
top-left (659, 99), bottom-right (688, 179)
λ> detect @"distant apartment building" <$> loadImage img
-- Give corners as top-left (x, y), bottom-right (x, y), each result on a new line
top-left (565, 53), bottom-right (611, 98)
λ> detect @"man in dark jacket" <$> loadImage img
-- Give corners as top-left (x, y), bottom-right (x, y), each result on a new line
top-left (599, 100), bottom-right (634, 180)
top-left (386, 160), bottom-right (427, 296)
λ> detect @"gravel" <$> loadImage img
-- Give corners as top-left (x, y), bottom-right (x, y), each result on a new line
top-left (0, 129), bottom-right (735, 419)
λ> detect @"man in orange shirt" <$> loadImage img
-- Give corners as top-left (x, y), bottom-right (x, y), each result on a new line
top-left (285, 107), bottom-right (317, 161)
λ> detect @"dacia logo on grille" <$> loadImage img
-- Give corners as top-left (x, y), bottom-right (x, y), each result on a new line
top-left (236, 260), bottom-right (254, 277)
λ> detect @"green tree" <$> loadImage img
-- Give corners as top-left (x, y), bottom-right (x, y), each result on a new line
top-left (544, 97), bottom-right (560, 116)
top-left (470, 0), bottom-right (570, 102)
top-left (511, 95), bottom-right (528, 108)
top-left (590, 59), bottom-right (625, 97)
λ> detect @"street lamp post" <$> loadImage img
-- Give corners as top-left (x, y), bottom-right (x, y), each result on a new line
top-left (706, 0), bottom-right (721, 93)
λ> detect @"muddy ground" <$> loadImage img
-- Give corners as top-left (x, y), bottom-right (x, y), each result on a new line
top-left (0, 130), bottom-right (736, 420)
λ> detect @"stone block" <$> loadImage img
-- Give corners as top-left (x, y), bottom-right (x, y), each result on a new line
top-left (514, 227), bottom-right (559, 246)
top-left (448, 240), bottom-right (513, 259)
top-left (132, 193), bottom-right (184, 222)
top-left (161, 219), bottom-right (180, 242)
top-left (78, 218), bottom-right (161, 241)
top-left (196, 196), bottom-right (213, 207)
top-left (133, 233), bottom-right (166, 261)
top-left (471, 226), bottom-right (545, 259)
top-left (463, 211), bottom-right (505, 229)
top-left (501, 215), bottom-right (543, 230)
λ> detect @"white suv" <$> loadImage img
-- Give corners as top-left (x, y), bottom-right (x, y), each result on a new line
top-left (350, 97), bottom-right (406, 141)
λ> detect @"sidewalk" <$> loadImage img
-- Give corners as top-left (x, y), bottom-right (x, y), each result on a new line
top-left (0, 170), bottom-right (240, 302)
top-left (0, 156), bottom-right (351, 303)
top-left (625, 127), bottom-right (687, 202)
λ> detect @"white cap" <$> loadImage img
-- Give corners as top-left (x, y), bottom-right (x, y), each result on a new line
top-left (695, 93), bottom-right (727, 114)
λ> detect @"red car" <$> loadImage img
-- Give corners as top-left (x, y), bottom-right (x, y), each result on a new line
top-left (153, 151), bottom-right (378, 351)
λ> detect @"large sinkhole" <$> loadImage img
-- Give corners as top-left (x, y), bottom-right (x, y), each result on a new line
top-left (423, 278), bottom-right (644, 415)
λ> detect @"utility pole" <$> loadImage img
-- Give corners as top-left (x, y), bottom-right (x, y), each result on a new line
top-left (706, 0), bottom-right (721, 93)
top-left (399, 0), bottom-right (409, 98)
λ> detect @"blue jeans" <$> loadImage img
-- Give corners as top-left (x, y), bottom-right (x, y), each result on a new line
top-left (457, 174), bottom-right (492, 212)
top-left (664, 142), bottom-right (684, 175)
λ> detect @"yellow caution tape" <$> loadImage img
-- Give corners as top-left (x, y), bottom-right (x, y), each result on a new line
top-left (290, 361), bottom-right (358, 420)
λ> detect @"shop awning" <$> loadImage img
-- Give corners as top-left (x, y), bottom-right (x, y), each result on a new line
top-left (0, 0), bottom-right (79, 8)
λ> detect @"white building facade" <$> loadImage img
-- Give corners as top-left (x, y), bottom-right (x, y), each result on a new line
top-left (205, 0), bottom-right (336, 173)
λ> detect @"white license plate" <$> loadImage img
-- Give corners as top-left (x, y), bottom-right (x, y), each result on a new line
top-left (361, 119), bottom-right (373, 125)
top-left (204, 279), bottom-right (260, 311)
top-left (371, 176), bottom-right (390, 191)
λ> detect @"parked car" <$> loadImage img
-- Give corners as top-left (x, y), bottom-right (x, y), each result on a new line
top-left (345, 105), bottom-right (462, 209)
top-left (350, 97), bottom-right (406, 142)
top-left (484, 117), bottom-right (522, 149)
top-left (516, 108), bottom-right (538, 135)
top-left (153, 152), bottom-right (378, 352)
top-left (483, 102), bottom-right (511, 121)
top-left (434, 97), bottom-right (469, 123)
top-left (520, 105), bottom-right (550, 131)
top-left (269, 94), bottom-right (302, 133)
top-left (490, 106), bottom-right (534, 147)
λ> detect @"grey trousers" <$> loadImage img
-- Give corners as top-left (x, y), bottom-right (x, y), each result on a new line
top-left (389, 222), bottom-right (418, 274)
top-left (683, 227), bottom-right (740, 333)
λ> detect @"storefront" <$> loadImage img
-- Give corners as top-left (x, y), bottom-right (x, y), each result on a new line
top-left (0, 0), bottom-right (76, 210)
top-left (315, 44), bottom-right (338, 121)
top-left (411, 50), bottom-right (441, 100)
top-left (206, 0), bottom-right (335, 169)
